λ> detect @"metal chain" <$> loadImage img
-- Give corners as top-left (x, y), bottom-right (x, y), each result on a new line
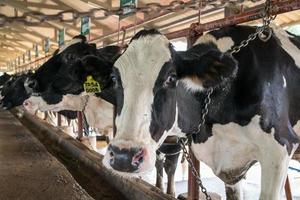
top-left (0, 0), bottom-right (253, 27)
top-left (82, 95), bottom-right (90, 136)
top-left (172, 87), bottom-right (213, 200)
top-left (194, 87), bottom-right (213, 134)
top-left (179, 138), bottom-right (212, 200)
top-left (228, 0), bottom-right (277, 54)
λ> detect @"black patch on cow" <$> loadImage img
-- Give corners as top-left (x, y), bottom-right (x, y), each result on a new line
top-left (0, 73), bottom-right (11, 86)
top-left (101, 67), bottom-right (123, 115)
top-left (72, 34), bottom-right (87, 42)
top-left (150, 61), bottom-right (177, 142)
top-left (58, 110), bottom-right (77, 119)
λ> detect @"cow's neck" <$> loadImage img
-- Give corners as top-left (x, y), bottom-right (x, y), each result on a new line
top-left (83, 95), bottom-right (114, 133)
top-left (175, 82), bottom-right (234, 143)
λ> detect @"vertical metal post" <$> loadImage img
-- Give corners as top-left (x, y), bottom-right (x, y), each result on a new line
top-left (57, 113), bottom-right (62, 126)
top-left (186, 31), bottom-right (201, 200)
top-left (187, 147), bottom-right (200, 200)
top-left (285, 176), bottom-right (293, 200)
top-left (77, 111), bottom-right (83, 140)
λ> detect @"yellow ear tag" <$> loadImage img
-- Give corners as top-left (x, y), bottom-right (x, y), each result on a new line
top-left (83, 75), bottom-right (101, 93)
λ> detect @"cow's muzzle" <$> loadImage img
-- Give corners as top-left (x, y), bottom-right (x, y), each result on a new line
top-left (107, 144), bottom-right (145, 173)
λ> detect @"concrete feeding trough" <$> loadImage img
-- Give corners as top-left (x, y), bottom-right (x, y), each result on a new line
top-left (11, 108), bottom-right (176, 200)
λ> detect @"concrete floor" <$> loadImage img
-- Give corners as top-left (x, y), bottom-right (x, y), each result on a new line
top-left (0, 110), bottom-right (94, 200)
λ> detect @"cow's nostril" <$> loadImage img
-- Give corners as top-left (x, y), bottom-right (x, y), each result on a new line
top-left (23, 101), bottom-right (30, 107)
top-left (132, 148), bottom-right (144, 166)
top-left (108, 145), bottom-right (144, 172)
top-left (109, 151), bottom-right (114, 157)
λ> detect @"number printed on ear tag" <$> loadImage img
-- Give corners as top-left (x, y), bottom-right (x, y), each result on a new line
top-left (83, 75), bottom-right (101, 93)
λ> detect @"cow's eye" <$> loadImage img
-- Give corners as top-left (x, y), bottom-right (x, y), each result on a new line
top-left (111, 74), bottom-right (117, 83)
top-left (164, 74), bottom-right (177, 88)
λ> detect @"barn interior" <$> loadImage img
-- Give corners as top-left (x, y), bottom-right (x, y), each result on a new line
top-left (0, 0), bottom-right (300, 200)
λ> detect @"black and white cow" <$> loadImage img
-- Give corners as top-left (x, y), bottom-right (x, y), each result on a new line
top-left (22, 39), bottom-right (122, 140)
top-left (0, 73), bottom-right (11, 88)
top-left (0, 71), bottom-right (78, 119)
top-left (22, 38), bottom-right (181, 196)
top-left (74, 26), bottom-right (300, 200)
top-left (0, 73), bottom-right (12, 104)
top-left (0, 73), bottom-right (31, 109)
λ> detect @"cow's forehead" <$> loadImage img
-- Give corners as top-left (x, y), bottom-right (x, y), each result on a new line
top-left (58, 38), bottom-right (83, 54)
top-left (114, 34), bottom-right (171, 88)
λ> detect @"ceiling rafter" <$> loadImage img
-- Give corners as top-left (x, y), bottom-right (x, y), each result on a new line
top-left (1, 40), bottom-right (28, 51)
top-left (80, 0), bottom-right (109, 9)
top-left (55, 0), bottom-right (116, 36)
top-left (1, 0), bottom-right (77, 38)
top-left (16, 1), bottom-right (68, 10)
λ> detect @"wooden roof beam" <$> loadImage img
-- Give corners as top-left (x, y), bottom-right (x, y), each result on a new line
top-left (56, 0), bottom-right (114, 35)
top-left (80, 0), bottom-right (109, 9)
top-left (1, 0), bottom-right (77, 38)
top-left (13, 24), bottom-right (57, 43)
top-left (17, 1), bottom-right (68, 10)
top-left (0, 45), bottom-right (24, 53)
top-left (0, 35), bottom-right (22, 42)
top-left (0, 40), bottom-right (29, 51)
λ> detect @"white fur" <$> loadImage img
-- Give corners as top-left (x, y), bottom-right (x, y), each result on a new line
top-left (58, 38), bottom-right (83, 54)
top-left (23, 94), bottom-right (85, 112)
top-left (194, 34), bottom-right (235, 52)
top-left (283, 75), bottom-right (287, 88)
top-left (294, 120), bottom-right (300, 137)
top-left (103, 34), bottom-right (173, 172)
top-left (23, 94), bottom-right (114, 135)
top-left (271, 24), bottom-right (300, 68)
top-left (181, 78), bottom-right (204, 92)
top-left (191, 115), bottom-right (296, 200)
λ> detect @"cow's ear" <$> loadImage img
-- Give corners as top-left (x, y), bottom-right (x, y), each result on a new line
top-left (80, 55), bottom-right (113, 87)
top-left (175, 50), bottom-right (237, 91)
top-left (97, 45), bottom-right (122, 62)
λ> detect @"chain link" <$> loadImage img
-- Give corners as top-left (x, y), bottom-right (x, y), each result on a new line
top-left (176, 87), bottom-right (214, 200)
top-left (194, 87), bottom-right (213, 134)
top-left (179, 138), bottom-right (212, 200)
top-left (0, 0), bottom-right (254, 27)
top-left (228, 0), bottom-right (277, 54)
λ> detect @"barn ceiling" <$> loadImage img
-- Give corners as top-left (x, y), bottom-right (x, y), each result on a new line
top-left (0, 0), bottom-right (299, 73)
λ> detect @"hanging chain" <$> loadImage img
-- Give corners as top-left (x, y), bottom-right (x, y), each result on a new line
top-left (180, 138), bottom-right (212, 200)
top-left (81, 95), bottom-right (90, 136)
top-left (228, 0), bottom-right (277, 54)
top-left (178, 87), bottom-right (214, 200)
top-left (194, 87), bottom-right (213, 134)
top-left (0, 0), bottom-right (255, 27)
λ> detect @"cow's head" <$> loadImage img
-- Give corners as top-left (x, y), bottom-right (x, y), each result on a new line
top-left (0, 73), bottom-right (11, 87)
top-left (24, 35), bottom-right (97, 97)
top-left (0, 74), bottom-right (30, 109)
top-left (23, 36), bottom-right (100, 112)
top-left (76, 29), bottom-right (237, 174)
top-left (23, 45), bottom-right (121, 113)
